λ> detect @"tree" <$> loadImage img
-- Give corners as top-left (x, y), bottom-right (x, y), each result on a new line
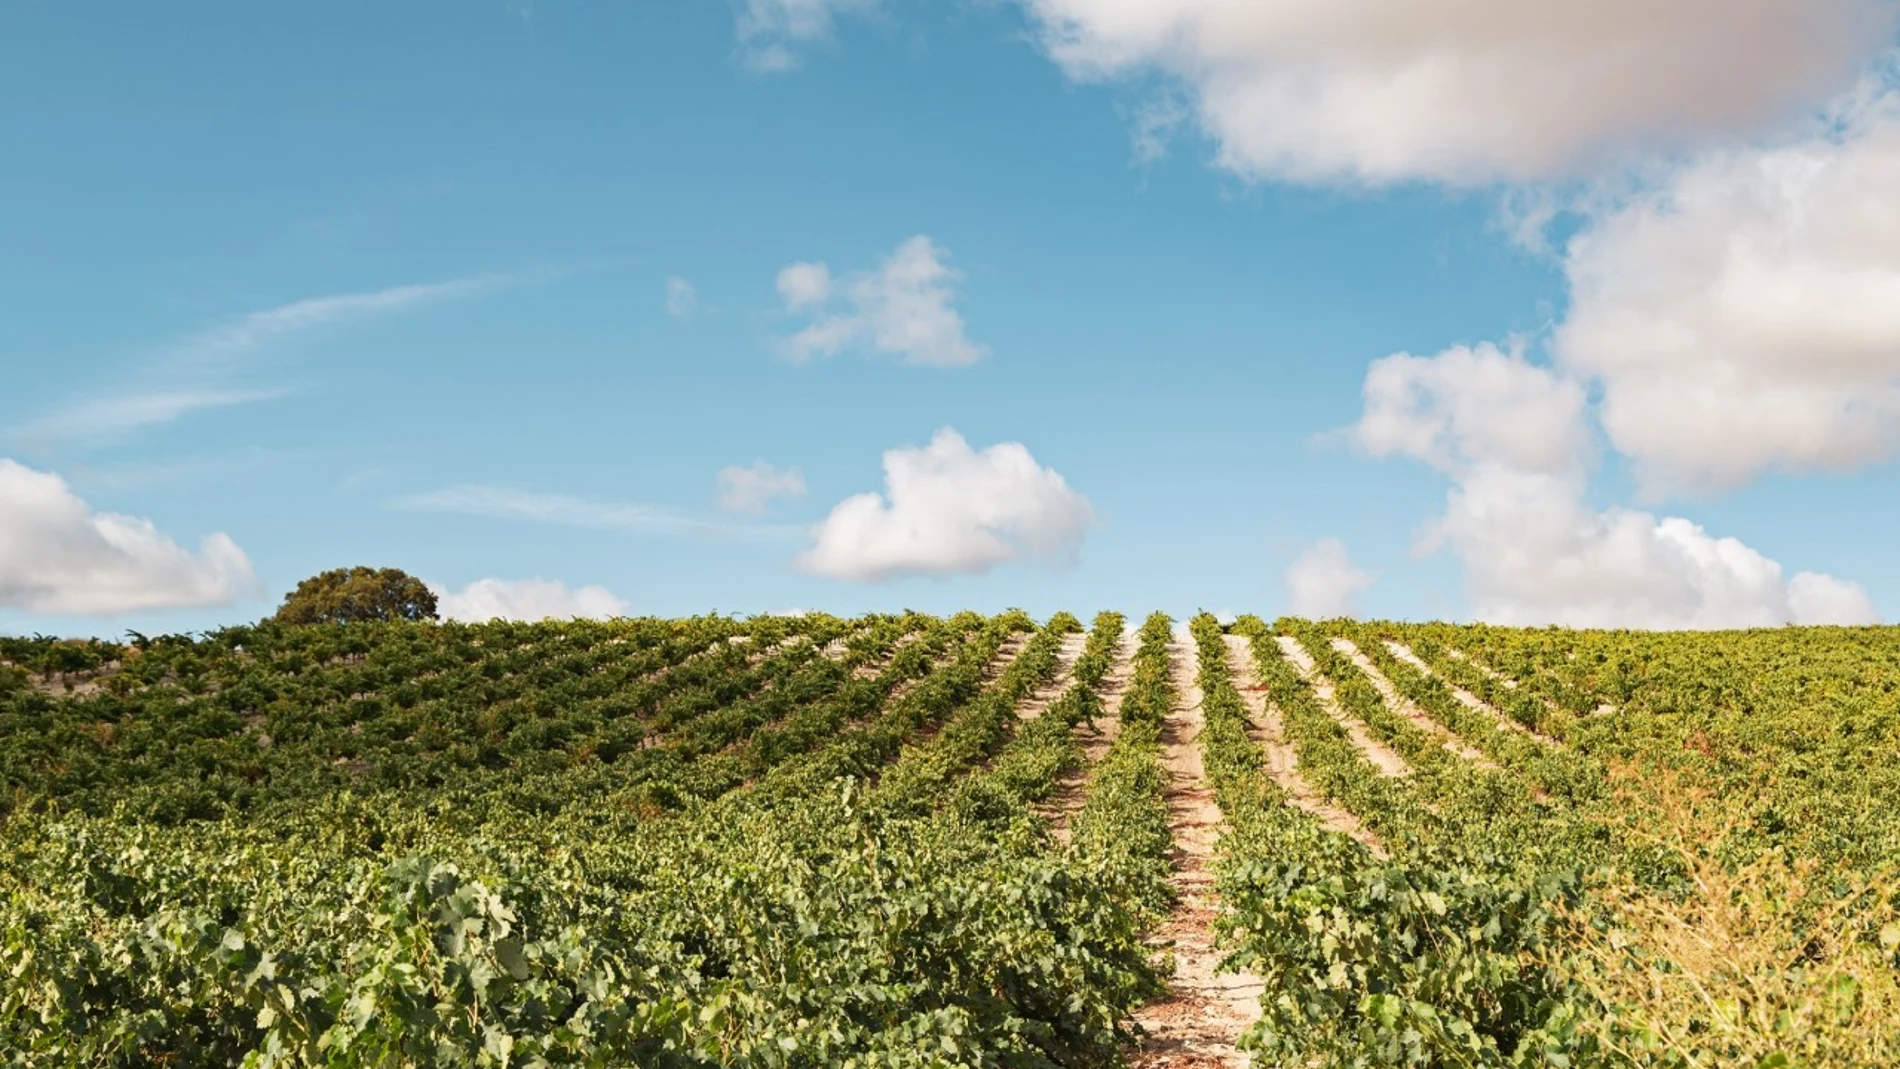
top-left (271, 567), bottom-right (439, 625)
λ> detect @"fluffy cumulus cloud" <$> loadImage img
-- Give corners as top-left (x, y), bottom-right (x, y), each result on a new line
top-left (734, 0), bottom-right (877, 71)
top-left (1352, 345), bottom-right (1879, 629)
top-left (717, 461), bottom-right (806, 514)
top-left (431, 578), bottom-right (629, 623)
top-left (1555, 84), bottom-right (1900, 493)
top-left (0, 458), bottom-right (256, 615)
top-left (1357, 342), bottom-right (1592, 477)
top-left (1788, 572), bottom-right (1882, 626)
top-left (777, 236), bottom-right (987, 368)
top-left (1285, 538), bottom-right (1372, 618)
top-left (798, 428), bottom-right (1092, 581)
top-left (1016, 0), bottom-right (1896, 184)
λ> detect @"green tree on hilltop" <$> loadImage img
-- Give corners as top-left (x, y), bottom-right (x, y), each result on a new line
top-left (271, 567), bottom-right (438, 624)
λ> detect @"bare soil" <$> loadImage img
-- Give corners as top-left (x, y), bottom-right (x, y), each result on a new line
top-left (877, 636), bottom-right (1033, 761)
top-left (1046, 635), bottom-right (1135, 841)
top-left (1274, 635), bottom-right (1411, 778)
top-left (1447, 647), bottom-right (1618, 718)
top-left (1126, 642), bottom-right (1263, 1069)
top-left (981, 633), bottom-right (1031, 685)
top-left (1385, 641), bottom-right (1569, 747)
top-left (744, 633), bottom-right (808, 668)
top-left (20, 672), bottom-right (114, 699)
top-left (1016, 633), bottom-right (1088, 721)
top-left (852, 627), bottom-right (927, 680)
top-left (1224, 635), bottom-right (1379, 851)
top-left (1331, 638), bottom-right (1497, 769)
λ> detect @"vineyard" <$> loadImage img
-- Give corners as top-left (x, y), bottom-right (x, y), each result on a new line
top-left (3, 612), bottom-right (1898, 1066)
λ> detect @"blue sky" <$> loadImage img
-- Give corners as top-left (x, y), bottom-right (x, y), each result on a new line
top-left (5, 1), bottom-right (1899, 634)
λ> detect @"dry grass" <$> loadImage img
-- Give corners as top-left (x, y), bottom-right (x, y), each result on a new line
top-left (1562, 769), bottom-right (1900, 1067)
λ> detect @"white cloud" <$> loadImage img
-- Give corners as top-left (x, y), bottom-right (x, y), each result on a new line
top-left (717, 461), bottom-right (806, 514)
top-left (400, 484), bottom-right (696, 533)
top-left (776, 262), bottom-right (832, 310)
top-left (68, 447), bottom-right (304, 493)
top-left (1285, 538), bottom-right (1372, 618)
top-left (1016, 0), bottom-right (1896, 184)
top-left (1356, 341), bottom-right (1591, 477)
top-left (1431, 466), bottom-right (1878, 629)
top-left (395, 484), bottom-right (794, 541)
top-left (798, 428), bottom-right (1092, 581)
top-left (15, 275), bottom-right (504, 444)
top-left (1352, 345), bottom-right (1879, 629)
top-left (1555, 83), bottom-right (1900, 493)
top-left (734, 0), bottom-right (877, 72)
top-left (0, 458), bottom-right (257, 615)
top-left (431, 578), bottom-right (628, 623)
top-left (777, 236), bottom-right (987, 368)
top-left (178, 275), bottom-right (504, 369)
top-left (1128, 89), bottom-right (1193, 164)
top-left (14, 388), bottom-right (288, 442)
top-left (666, 276), bottom-right (698, 318)
top-left (1788, 571), bottom-right (1882, 626)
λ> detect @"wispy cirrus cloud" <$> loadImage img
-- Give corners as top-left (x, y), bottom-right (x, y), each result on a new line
top-left (717, 460), bottom-right (806, 514)
top-left (12, 274), bottom-right (511, 446)
top-left (67, 445), bottom-right (312, 492)
top-left (395, 483), bottom-right (799, 541)
top-left (173, 275), bottom-right (508, 371)
top-left (14, 388), bottom-right (290, 442)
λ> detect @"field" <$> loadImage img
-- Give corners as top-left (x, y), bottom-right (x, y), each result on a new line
top-left (3, 612), bottom-right (1898, 1067)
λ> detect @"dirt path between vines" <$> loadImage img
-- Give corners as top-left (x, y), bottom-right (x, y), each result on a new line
top-left (818, 631), bottom-right (855, 661)
top-left (853, 627), bottom-right (927, 680)
top-left (873, 633), bottom-right (1034, 768)
top-left (1224, 635), bottom-right (1378, 851)
top-left (1127, 641), bottom-right (1263, 1069)
top-left (1275, 635), bottom-right (1412, 778)
top-left (1331, 638), bottom-right (1496, 769)
top-left (1017, 632), bottom-right (1088, 721)
top-left (1445, 647), bottom-right (1618, 719)
top-left (632, 633), bottom-right (737, 686)
top-left (743, 632), bottom-right (813, 669)
top-left (1046, 635), bottom-right (1135, 841)
top-left (982, 632), bottom-right (1031, 685)
top-left (1384, 641), bottom-right (1567, 748)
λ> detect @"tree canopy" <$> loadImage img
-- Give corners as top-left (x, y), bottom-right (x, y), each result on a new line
top-left (271, 567), bottom-right (438, 625)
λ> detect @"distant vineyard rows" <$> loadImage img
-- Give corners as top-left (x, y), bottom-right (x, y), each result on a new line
top-left (3, 613), bottom-right (1896, 1065)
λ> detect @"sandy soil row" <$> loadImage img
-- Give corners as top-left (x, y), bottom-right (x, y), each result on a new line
top-left (1127, 642), bottom-right (1264, 1069)
top-left (1447, 647), bottom-right (1614, 715)
top-left (632, 632), bottom-right (749, 687)
top-left (1449, 647), bottom-right (1618, 718)
top-left (1445, 647), bottom-right (1517, 688)
top-left (982, 632), bottom-right (1031, 685)
top-left (1331, 638), bottom-right (1497, 768)
top-left (877, 634), bottom-right (1034, 763)
top-left (1016, 632), bottom-right (1089, 721)
top-left (1274, 635), bottom-right (1412, 778)
top-left (743, 632), bottom-right (811, 668)
top-left (1385, 641), bottom-right (1567, 748)
top-left (852, 627), bottom-right (928, 680)
top-left (1046, 634), bottom-right (1135, 842)
top-left (1225, 634), bottom-right (1378, 850)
